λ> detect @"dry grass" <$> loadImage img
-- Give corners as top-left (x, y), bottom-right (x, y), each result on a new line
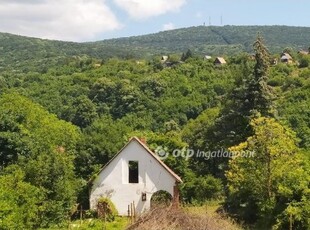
top-left (126, 205), bottom-right (242, 230)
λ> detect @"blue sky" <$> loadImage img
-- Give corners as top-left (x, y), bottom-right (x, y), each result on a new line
top-left (0, 0), bottom-right (309, 42)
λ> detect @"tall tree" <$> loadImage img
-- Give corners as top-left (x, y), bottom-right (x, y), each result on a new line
top-left (213, 35), bottom-right (275, 148)
top-left (225, 117), bottom-right (310, 229)
top-left (251, 34), bottom-right (274, 116)
top-left (0, 92), bottom-right (81, 226)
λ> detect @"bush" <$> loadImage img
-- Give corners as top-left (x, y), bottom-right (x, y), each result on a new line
top-left (268, 75), bottom-right (285, 87)
top-left (97, 197), bottom-right (118, 221)
top-left (299, 57), bottom-right (310, 68)
top-left (181, 175), bottom-right (223, 204)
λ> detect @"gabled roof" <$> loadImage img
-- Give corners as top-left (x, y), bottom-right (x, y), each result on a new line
top-left (298, 50), bottom-right (309, 55)
top-left (91, 137), bottom-right (182, 183)
top-left (214, 57), bottom-right (226, 64)
top-left (281, 52), bottom-right (292, 60)
top-left (161, 56), bottom-right (169, 62)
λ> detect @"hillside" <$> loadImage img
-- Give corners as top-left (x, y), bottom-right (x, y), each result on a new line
top-left (1, 28), bottom-right (310, 229)
top-left (96, 25), bottom-right (310, 55)
top-left (1, 25), bottom-right (310, 73)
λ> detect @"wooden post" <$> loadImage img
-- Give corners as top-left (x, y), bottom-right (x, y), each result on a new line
top-left (80, 205), bottom-right (83, 225)
top-left (127, 204), bottom-right (130, 219)
top-left (172, 185), bottom-right (180, 209)
top-left (133, 201), bottom-right (136, 221)
top-left (130, 203), bottom-right (133, 223)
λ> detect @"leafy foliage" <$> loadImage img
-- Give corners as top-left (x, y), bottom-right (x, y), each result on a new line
top-left (0, 165), bottom-right (43, 230)
top-left (97, 197), bottom-right (118, 221)
top-left (226, 117), bottom-right (310, 229)
top-left (0, 31), bottom-right (309, 229)
top-left (0, 93), bottom-right (81, 227)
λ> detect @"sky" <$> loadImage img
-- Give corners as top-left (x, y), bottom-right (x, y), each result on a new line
top-left (0, 0), bottom-right (309, 42)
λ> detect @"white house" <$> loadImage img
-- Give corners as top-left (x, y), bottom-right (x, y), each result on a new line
top-left (280, 52), bottom-right (293, 63)
top-left (89, 137), bottom-right (182, 216)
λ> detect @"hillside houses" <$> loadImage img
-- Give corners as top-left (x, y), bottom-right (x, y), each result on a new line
top-left (214, 57), bottom-right (227, 65)
top-left (298, 48), bottom-right (310, 55)
top-left (280, 52), bottom-right (293, 63)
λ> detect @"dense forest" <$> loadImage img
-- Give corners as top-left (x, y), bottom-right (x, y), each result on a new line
top-left (0, 27), bottom-right (310, 229)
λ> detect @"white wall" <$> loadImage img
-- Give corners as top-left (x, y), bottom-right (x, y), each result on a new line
top-left (90, 140), bottom-right (177, 215)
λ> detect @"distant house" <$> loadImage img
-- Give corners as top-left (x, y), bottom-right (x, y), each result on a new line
top-left (89, 137), bottom-right (182, 216)
top-left (280, 53), bottom-right (293, 63)
top-left (204, 55), bottom-right (212, 60)
top-left (214, 57), bottom-right (227, 65)
top-left (298, 50), bottom-right (309, 55)
top-left (161, 55), bottom-right (169, 63)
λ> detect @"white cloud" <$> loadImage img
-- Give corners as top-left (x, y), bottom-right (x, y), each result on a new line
top-left (163, 23), bottom-right (175, 31)
top-left (0, 0), bottom-right (122, 41)
top-left (113, 0), bottom-right (186, 20)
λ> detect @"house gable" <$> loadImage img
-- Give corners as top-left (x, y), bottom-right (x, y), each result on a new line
top-left (214, 57), bottom-right (226, 65)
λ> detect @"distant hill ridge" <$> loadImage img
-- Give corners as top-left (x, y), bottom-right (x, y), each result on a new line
top-left (1, 25), bottom-right (310, 72)
top-left (94, 25), bottom-right (310, 54)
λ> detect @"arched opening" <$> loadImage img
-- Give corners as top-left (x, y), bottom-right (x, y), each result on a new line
top-left (150, 190), bottom-right (172, 209)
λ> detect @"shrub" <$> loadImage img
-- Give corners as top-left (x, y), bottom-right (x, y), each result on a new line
top-left (268, 75), bottom-right (285, 87)
top-left (181, 175), bottom-right (223, 204)
top-left (299, 57), bottom-right (310, 68)
top-left (97, 197), bottom-right (118, 221)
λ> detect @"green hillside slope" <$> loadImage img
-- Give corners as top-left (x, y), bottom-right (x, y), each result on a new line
top-left (1, 25), bottom-right (310, 72)
top-left (95, 25), bottom-right (310, 54)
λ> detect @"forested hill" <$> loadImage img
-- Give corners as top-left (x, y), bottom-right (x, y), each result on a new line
top-left (96, 25), bottom-right (310, 55)
top-left (1, 25), bottom-right (310, 72)
top-left (1, 25), bottom-right (310, 229)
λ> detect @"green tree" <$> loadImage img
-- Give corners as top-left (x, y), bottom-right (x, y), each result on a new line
top-left (182, 108), bottom-right (221, 175)
top-left (212, 35), bottom-right (274, 150)
top-left (181, 49), bottom-right (193, 61)
top-left (181, 174), bottom-right (223, 204)
top-left (0, 92), bottom-right (81, 226)
top-left (0, 165), bottom-right (43, 230)
top-left (72, 95), bottom-right (98, 128)
top-left (226, 117), bottom-right (310, 229)
top-left (76, 116), bottom-right (132, 178)
top-left (252, 34), bottom-right (274, 116)
top-left (0, 92), bottom-right (80, 167)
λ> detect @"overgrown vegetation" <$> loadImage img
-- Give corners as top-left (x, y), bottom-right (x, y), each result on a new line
top-left (127, 205), bottom-right (241, 230)
top-left (0, 30), bottom-right (309, 229)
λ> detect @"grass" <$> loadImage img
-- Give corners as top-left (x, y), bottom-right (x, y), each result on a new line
top-left (44, 216), bottom-right (129, 230)
top-left (70, 217), bottom-right (129, 230)
top-left (44, 202), bottom-right (242, 230)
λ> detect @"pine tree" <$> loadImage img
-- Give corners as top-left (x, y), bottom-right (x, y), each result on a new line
top-left (231, 34), bottom-right (274, 118)
top-left (209, 35), bottom-right (276, 156)
top-left (181, 49), bottom-right (193, 61)
top-left (250, 34), bottom-right (274, 116)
